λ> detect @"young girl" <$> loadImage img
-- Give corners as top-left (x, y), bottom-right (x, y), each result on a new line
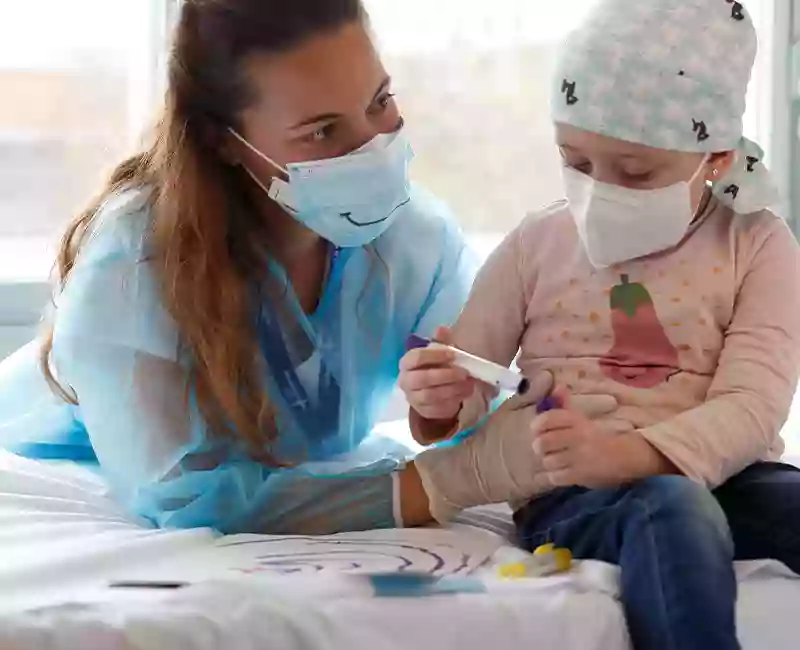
top-left (403, 1), bottom-right (800, 649)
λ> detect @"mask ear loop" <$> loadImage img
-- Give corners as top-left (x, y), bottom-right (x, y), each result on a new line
top-left (228, 128), bottom-right (298, 213)
top-left (228, 127), bottom-right (288, 175)
top-left (690, 153), bottom-right (715, 219)
top-left (691, 153), bottom-right (714, 184)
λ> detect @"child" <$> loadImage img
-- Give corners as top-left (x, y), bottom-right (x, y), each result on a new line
top-left (401, 1), bottom-right (800, 649)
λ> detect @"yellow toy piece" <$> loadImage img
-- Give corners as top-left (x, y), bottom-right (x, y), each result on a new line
top-left (497, 562), bottom-right (529, 579)
top-left (497, 545), bottom-right (573, 579)
top-left (551, 548), bottom-right (573, 573)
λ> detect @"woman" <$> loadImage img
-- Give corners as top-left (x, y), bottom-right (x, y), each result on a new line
top-left (0, 0), bottom-right (618, 534)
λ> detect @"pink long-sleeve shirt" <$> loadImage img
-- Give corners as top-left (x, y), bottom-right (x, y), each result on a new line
top-left (452, 197), bottom-right (800, 487)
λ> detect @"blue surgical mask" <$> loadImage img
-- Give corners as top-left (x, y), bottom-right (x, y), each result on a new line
top-left (229, 128), bottom-right (414, 248)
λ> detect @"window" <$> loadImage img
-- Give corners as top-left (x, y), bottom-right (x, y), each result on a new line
top-left (0, 1), bottom-right (170, 277)
top-left (367, 0), bottom-right (776, 253)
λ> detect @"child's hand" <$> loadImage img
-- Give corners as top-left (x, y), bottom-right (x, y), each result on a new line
top-left (399, 326), bottom-right (475, 421)
top-left (532, 393), bottom-right (672, 488)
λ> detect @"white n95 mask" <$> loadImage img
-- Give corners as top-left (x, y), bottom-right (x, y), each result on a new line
top-left (563, 158), bottom-right (709, 268)
top-left (229, 128), bottom-right (414, 248)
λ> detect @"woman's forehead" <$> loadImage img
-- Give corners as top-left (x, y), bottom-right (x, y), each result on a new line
top-left (240, 22), bottom-right (386, 127)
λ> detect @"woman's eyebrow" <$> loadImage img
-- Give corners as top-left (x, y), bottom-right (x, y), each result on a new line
top-left (289, 112), bottom-right (341, 131)
top-left (287, 77), bottom-right (391, 131)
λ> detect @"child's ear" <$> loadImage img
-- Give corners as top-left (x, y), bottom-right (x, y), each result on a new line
top-left (706, 151), bottom-right (736, 182)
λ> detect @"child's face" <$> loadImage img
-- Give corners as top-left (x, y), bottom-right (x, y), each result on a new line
top-left (555, 123), bottom-right (734, 211)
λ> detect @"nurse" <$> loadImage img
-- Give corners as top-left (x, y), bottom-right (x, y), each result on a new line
top-left (0, 0), bottom-right (615, 534)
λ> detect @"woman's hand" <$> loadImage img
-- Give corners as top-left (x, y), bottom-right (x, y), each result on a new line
top-left (534, 402), bottom-right (678, 489)
top-left (413, 373), bottom-right (626, 522)
top-left (398, 326), bottom-right (475, 421)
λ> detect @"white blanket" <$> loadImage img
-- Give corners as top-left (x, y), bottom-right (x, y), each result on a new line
top-left (1, 450), bottom-right (799, 650)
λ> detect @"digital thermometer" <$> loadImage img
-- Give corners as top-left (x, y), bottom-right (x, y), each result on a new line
top-left (406, 335), bottom-right (530, 395)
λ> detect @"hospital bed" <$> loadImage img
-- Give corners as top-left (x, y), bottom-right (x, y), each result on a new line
top-left (2, 435), bottom-right (799, 650)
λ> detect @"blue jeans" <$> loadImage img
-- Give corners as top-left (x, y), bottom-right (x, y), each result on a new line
top-left (513, 462), bottom-right (800, 650)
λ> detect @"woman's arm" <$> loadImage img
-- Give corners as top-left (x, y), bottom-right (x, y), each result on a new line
top-left (50, 196), bottom-right (408, 534)
top-left (398, 462), bottom-right (432, 526)
top-left (56, 306), bottom-right (411, 535)
top-left (638, 217), bottom-right (800, 487)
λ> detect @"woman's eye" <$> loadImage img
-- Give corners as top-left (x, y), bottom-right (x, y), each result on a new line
top-left (373, 93), bottom-right (396, 112)
top-left (307, 124), bottom-right (335, 142)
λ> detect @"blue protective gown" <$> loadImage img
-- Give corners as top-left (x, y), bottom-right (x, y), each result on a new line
top-left (0, 186), bottom-right (475, 534)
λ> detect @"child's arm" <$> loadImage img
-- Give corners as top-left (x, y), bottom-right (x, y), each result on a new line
top-left (638, 217), bottom-right (800, 487)
top-left (406, 228), bottom-right (529, 441)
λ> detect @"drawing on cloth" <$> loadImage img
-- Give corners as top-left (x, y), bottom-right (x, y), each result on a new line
top-left (214, 528), bottom-right (501, 577)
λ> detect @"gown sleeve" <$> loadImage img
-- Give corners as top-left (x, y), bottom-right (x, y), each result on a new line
top-left (51, 191), bottom-right (396, 534)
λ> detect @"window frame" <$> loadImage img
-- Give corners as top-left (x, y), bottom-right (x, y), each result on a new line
top-left (765, 0), bottom-right (800, 232)
top-left (787, 0), bottom-right (800, 233)
top-left (0, 1), bottom-right (175, 330)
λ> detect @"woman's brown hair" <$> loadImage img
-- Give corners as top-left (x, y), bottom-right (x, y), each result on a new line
top-left (41, 0), bottom-right (366, 464)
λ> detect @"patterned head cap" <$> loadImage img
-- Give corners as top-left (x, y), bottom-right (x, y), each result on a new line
top-left (552, 0), bottom-right (780, 213)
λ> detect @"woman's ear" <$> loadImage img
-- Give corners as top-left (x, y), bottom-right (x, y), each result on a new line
top-left (216, 130), bottom-right (242, 167)
top-left (198, 121), bottom-right (240, 167)
top-left (705, 151), bottom-right (736, 182)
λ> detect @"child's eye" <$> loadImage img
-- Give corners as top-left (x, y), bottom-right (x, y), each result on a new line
top-left (623, 170), bottom-right (654, 183)
top-left (559, 151), bottom-right (591, 175)
top-left (567, 160), bottom-right (592, 175)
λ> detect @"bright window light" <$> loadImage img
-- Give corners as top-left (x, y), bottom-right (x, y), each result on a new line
top-left (0, 1), bottom-right (168, 277)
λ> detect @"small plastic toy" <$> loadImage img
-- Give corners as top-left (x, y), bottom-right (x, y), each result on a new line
top-left (497, 543), bottom-right (573, 579)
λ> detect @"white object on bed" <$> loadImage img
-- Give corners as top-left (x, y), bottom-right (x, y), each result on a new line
top-left (2, 450), bottom-right (800, 650)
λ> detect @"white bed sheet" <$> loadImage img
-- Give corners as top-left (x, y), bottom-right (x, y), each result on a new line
top-left (1, 450), bottom-right (799, 650)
